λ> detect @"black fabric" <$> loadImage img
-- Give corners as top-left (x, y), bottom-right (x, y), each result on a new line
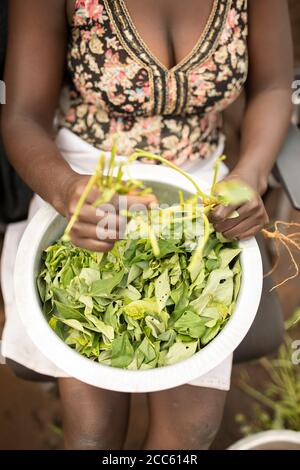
top-left (0, 142), bottom-right (33, 223)
top-left (0, 0), bottom-right (33, 224)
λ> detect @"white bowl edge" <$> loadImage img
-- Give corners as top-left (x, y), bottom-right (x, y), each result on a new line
top-left (14, 164), bottom-right (263, 392)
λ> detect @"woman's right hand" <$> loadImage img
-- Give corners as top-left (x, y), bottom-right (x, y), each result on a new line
top-left (63, 174), bottom-right (158, 252)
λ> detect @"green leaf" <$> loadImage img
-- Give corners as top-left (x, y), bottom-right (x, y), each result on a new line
top-left (155, 270), bottom-right (171, 312)
top-left (233, 260), bottom-right (242, 301)
top-left (213, 278), bottom-right (234, 306)
top-left (201, 268), bottom-right (233, 296)
top-left (201, 323), bottom-right (221, 345)
top-left (127, 264), bottom-right (142, 285)
top-left (215, 179), bottom-right (255, 206)
top-left (54, 301), bottom-right (85, 321)
top-left (79, 268), bottom-right (100, 285)
top-left (206, 258), bottom-right (221, 272)
top-left (219, 248), bottom-right (241, 269)
top-left (164, 341), bottom-right (198, 366)
top-left (123, 299), bottom-right (159, 320)
top-left (145, 315), bottom-right (166, 338)
top-left (57, 318), bottom-right (90, 334)
top-left (174, 311), bottom-right (206, 339)
top-left (157, 239), bottom-right (180, 258)
top-left (111, 333), bottom-right (134, 368)
top-left (135, 336), bottom-right (157, 367)
top-left (85, 313), bottom-right (114, 341)
top-left (90, 269), bottom-right (125, 296)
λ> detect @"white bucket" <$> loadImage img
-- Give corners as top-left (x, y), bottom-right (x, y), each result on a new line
top-left (228, 430), bottom-right (300, 450)
top-left (14, 164), bottom-right (263, 392)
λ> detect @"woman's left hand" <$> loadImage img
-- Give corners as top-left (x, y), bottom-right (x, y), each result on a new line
top-left (209, 172), bottom-right (269, 240)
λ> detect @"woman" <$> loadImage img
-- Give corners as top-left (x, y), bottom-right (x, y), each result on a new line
top-left (1, 0), bottom-right (293, 450)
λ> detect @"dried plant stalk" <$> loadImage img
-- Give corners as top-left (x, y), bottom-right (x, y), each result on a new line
top-left (262, 222), bottom-right (300, 290)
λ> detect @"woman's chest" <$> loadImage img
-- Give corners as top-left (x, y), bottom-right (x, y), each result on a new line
top-left (68, 0), bottom-right (215, 71)
top-left (68, 0), bottom-right (248, 117)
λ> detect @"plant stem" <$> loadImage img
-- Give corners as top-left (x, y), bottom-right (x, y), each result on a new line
top-left (188, 212), bottom-right (210, 275)
top-left (238, 379), bottom-right (278, 410)
top-left (63, 155), bottom-right (105, 240)
top-left (108, 140), bottom-right (117, 186)
top-left (210, 155), bottom-right (225, 198)
top-left (130, 150), bottom-right (211, 202)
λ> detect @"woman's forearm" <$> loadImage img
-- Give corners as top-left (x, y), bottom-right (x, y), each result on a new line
top-left (232, 87), bottom-right (292, 195)
top-left (2, 116), bottom-right (78, 215)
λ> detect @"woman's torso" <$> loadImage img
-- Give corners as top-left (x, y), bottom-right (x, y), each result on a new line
top-left (60, 0), bottom-right (248, 164)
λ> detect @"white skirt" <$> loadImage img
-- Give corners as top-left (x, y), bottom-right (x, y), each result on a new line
top-left (0, 128), bottom-right (233, 390)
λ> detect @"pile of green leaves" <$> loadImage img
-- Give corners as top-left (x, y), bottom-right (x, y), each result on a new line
top-left (38, 207), bottom-right (241, 370)
top-left (37, 148), bottom-right (252, 369)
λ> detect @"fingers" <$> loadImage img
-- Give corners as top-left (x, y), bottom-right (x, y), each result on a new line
top-left (85, 186), bottom-right (103, 205)
top-left (77, 204), bottom-right (125, 229)
top-left (71, 222), bottom-right (121, 242)
top-left (210, 196), bottom-right (269, 241)
top-left (224, 225), bottom-right (262, 241)
top-left (209, 203), bottom-right (240, 225)
top-left (223, 206), bottom-right (269, 240)
top-left (67, 183), bottom-right (101, 214)
top-left (111, 193), bottom-right (158, 211)
top-left (70, 219), bottom-right (120, 252)
top-left (66, 177), bottom-right (158, 252)
top-left (70, 235), bottom-right (114, 253)
top-left (223, 220), bottom-right (264, 240)
top-left (212, 197), bottom-right (261, 233)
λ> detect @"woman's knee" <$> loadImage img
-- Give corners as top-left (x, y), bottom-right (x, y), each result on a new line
top-left (58, 378), bottom-right (130, 450)
top-left (166, 395), bottom-right (224, 449)
top-left (146, 386), bottom-right (226, 450)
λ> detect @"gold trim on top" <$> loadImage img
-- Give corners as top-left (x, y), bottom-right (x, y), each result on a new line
top-left (188, 0), bottom-right (232, 73)
top-left (104, 0), bottom-right (156, 114)
top-left (118, 0), bottom-right (220, 73)
top-left (165, 72), bottom-right (177, 115)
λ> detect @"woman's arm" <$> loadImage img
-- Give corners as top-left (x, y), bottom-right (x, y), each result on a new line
top-left (1, 0), bottom-right (156, 251)
top-left (1, 0), bottom-right (76, 215)
top-left (211, 0), bottom-right (293, 239)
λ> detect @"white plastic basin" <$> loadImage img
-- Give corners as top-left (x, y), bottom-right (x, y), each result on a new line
top-left (14, 164), bottom-right (263, 392)
top-left (228, 430), bottom-right (300, 450)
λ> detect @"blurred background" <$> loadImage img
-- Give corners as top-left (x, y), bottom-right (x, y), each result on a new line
top-left (0, 0), bottom-right (299, 450)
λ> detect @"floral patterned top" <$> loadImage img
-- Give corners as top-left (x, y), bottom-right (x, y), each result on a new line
top-left (60, 0), bottom-right (248, 164)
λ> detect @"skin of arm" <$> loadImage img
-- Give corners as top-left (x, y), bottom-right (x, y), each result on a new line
top-left (1, 0), bottom-right (75, 215)
top-left (210, 0), bottom-right (294, 239)
top-left (1, 0), bottom-right (156, 251)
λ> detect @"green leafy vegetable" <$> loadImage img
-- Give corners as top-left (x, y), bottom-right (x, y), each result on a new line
top-left (37, 151), bottom-right (242, 370)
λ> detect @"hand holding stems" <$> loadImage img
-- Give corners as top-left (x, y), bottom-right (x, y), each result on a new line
top-left (62, 147), bottom-right (157, 253)
top-left (129, 151), bottom-right (254, 275)
top-left (208, 164), bottom-right (300, 289)
top-left (60, 147), bottom-right (300, 289)
top-left (62, 148), bottom-right (254, 259)
top-left (209, 166), bottom-right (269, 241)
top-left (62, 175), bottom-right (157, 252)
